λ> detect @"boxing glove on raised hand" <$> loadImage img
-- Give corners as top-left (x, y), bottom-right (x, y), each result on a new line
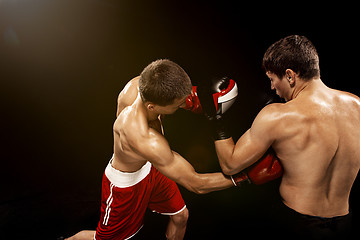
top-left (183, 86), bottom-right (203, 114)
top-left (197, 77), bottom-right (238, 140)
top-left (199, 77), bottom-right (238, 116)
top-left (184, 78), bottom-right (238, 115)
top-left (231, 150), bottom-right (283, 186)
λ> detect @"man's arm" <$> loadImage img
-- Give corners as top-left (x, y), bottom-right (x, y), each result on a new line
top-left (215, 105), bottom-right (278, 175)
top-left (135, 129), bottom-right (233, 194)
top-left (186, 80), bottom-right (283, 185)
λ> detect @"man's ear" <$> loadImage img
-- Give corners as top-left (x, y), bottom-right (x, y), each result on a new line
top-left (285, 69), bottom-right (296, 86)
top-left (145, 102), bottom-right (155, 111)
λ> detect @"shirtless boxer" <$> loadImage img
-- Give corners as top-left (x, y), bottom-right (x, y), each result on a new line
top-left (66, 59), bottom-right (236, 240)
top-left (200, 35), bottom-right (360, 238)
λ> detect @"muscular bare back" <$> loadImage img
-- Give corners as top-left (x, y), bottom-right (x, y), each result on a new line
top-left (270, 80), bottom-right (360, 217)
top-left (112, 77), bottom-right (161, 172)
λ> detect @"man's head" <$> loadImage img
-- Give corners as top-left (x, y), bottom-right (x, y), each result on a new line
top-left (262, 35), bottom-right (320, 80)
top-left (262, 35), bottom-right (320, 101)
top-left (139, 59), bottom-right (192, 114)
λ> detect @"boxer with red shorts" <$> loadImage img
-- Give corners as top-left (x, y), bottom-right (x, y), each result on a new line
top-left (66, 60), bottom-right (235, 240)
top-left (95, 159), bottom-right (186, 240)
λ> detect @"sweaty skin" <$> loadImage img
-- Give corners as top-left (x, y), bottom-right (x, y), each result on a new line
top-left (215, 71), bottom-right (360, 218)
top-left (67, 76), bottom-right (233, 240)
top-left (113, 76), bottom-right (233, 194)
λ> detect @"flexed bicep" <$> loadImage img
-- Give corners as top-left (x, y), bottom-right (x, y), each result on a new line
top-left (215, 104), bottom-right (279, 175)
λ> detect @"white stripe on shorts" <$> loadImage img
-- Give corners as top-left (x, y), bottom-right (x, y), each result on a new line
top-left (103, 183), bottom-right (114, 225)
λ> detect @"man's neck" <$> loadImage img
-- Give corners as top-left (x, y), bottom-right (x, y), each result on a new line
top-left (290, 78), bottom-right (322, 100)
top-left (135, 97), bottom-right (159, 122)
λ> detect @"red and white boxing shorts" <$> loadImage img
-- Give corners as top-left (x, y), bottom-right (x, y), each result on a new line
top-left (95, 158), bottom-right (186, 240)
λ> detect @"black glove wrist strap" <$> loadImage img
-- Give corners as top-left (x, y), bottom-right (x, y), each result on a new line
top-left (208, 115), bottom-right (232, 141)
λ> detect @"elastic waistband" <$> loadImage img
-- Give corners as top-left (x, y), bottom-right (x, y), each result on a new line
top-left (278, 201), bottom-right (351, 220)
top-left (105, 157), bottom-right (152, 188)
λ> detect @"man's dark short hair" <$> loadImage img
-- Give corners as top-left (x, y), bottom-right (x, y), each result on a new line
top-left (262, 35), bottom-right (320, 80)
top-left (139, 59), bottom-right (192, 106)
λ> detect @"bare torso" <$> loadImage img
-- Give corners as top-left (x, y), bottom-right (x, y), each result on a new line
top-left (272, 80), bottom-right (360, 217)
top-left (111, 76), bottom-right (162, 172)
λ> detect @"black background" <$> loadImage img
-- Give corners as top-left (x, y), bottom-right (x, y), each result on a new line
top-left (1, 0), bottom-right (359, 239)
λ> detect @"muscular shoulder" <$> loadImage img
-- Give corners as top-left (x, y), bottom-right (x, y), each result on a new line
top-left (131, 127), bottom-right (172, 165)
top-left (251, 102), bottom-right (301, 141)
top-left (116, 108), bottom-right (171, 162)
top-left (253, 103), bottom-right (291, 129)
top-left (334, 89), bottom-right (360, 107)
top-left (117, 76), bottom-right (140, 116)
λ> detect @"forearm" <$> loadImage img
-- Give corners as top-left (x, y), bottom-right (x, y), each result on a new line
top-left (174, 155), bottom-right (234, 194)
top-left (187, 172), bottom-right (233, 194)
top-left (150, 150), bottom-right (233, 195)
top-left (214, 138), bottom-right (238, 175)
top-left (215, 129), bottom-right (264, 175)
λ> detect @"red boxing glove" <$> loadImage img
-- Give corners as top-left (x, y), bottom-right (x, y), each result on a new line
top-left (183, 78), bottom-right (238, 117)
top-left (231, 150), bottom-right (283, 186)
top-left (183, 86), bottom-right (203, 114)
